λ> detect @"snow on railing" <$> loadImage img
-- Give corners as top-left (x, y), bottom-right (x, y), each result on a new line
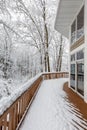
top-left (0, 72), bottom-right (69, 130)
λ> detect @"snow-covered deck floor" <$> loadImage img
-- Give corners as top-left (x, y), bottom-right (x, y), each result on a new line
top-left (20, 78), bottom-right (87, 130)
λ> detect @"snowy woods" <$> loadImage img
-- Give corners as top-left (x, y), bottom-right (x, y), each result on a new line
top-left (0, 0), bottom-right (69, 98)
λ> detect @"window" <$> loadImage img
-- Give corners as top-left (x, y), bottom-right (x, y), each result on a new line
top-left (71, 54), bottom-right (75, 61)
top-left (71, 20), bottom-right (76, 44)
top-left (70, 64), bottom-right (75, 89)
top-left (77, 6), bottom-right (84, 39)
top-left (77, 50), bottom-right (84, 60)
top-left (70, 49), bottom-right (84, 95)
top-left (77, 63), bottom-right (84, 95)
top-left (71, 6), bottom-right (84, 44)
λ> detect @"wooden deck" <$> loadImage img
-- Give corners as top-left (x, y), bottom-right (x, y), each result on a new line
top-left (0, 72), bottom-right (68, 130)
top-left (64, 82), bottom-right (87, 130)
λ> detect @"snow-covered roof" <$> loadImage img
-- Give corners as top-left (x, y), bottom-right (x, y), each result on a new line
top-left (55, 0), bottom-right (84, 38)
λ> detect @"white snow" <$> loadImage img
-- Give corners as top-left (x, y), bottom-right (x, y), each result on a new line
top-left (20, 78), bottom-right (87, 130)
top-left (0, 73), bottom-right (42, 115)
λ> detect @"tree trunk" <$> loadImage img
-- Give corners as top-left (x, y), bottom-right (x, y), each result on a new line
top-left (40, 52), bottom-right (43, 72)
top-left (56, 35), bottom-right (63, 72)
top-left (44, 54), bottom-right (47, 72)
top-left (43, 1), bottom-right (50, 72)
top-left (47, 53), bottom-right (50, 72)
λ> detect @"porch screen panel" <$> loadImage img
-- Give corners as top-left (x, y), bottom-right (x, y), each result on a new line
top-left (77, 6), bottom-right (84, 39)
top-left (71, 20), bottom-right (76, 44)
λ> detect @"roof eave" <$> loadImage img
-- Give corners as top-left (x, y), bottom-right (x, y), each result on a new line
top-left (55, 0), bottom-right (84, 38)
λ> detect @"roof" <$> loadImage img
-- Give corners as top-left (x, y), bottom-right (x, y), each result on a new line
top-left (55, 0), bottom-right (84, 38)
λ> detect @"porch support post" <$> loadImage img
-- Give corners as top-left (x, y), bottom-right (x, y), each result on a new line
top-left (68, 26), bottom-right (71, 88)
top-left (84, 0), bottom-right (87, 102)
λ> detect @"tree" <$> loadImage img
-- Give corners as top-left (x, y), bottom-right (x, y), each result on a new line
top-left (15, 0), bottom-right (52, 72)
top-left (0, 0), bottom-right (69, 84)
top-left (56, 35), bottom-right (63, 72)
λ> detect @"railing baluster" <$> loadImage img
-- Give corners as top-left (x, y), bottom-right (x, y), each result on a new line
top-left (16, 103), bottom-right (18, 127)
top-left (8, 111), bottom-right (12, 130)
top-left (12, 108), bottom-right (15, 130)
top-left (4, 116), bottom-right (7, 130)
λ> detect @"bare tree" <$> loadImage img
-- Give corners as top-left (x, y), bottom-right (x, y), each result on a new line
top-left (15, 0), bottom-right (52, 72)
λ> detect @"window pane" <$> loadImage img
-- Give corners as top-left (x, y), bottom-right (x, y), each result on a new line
top-left (71, 54), bottom-right (75, 61)
top-left (77, 63), bottom-right (84, 95)
top-left (70, 64), bottom-right (75, 89)
top-left (77, 50), bottom-right (84, 60)
top-left (77, 6), bottom-right (84, 39)
top-left (71, 20), bottom-right (76, 44)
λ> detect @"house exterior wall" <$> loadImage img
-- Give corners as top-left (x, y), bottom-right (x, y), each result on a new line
top-left (69, 3), bottom-right (85, 100)
top-left (55, 0), bottom-right (87, 102)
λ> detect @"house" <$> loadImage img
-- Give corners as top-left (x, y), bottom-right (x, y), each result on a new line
top-left (55, 0), bottom-right (87, 102)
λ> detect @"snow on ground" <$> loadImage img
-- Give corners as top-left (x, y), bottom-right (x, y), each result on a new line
top-left (20, 78), bottom-right (87, 130)
top-left (0, 79), bottom-right (11, 98)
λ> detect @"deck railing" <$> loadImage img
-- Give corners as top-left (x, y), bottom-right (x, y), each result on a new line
top-left (0, 72), bottom-right (68, 130)
top-left (42, 72), bottom-right (69, 80)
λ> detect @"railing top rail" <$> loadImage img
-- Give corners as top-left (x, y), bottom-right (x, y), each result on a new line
top-left (42, 72), bottom-right (69, 75)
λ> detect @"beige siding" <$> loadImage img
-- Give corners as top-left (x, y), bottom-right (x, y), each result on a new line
top-left (70, 36), bottom-right (84, 51)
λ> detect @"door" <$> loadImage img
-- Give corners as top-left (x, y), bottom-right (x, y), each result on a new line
top-left (70, 64), bottom-right (75, 89)
top-left (77, 62), bottom-right (84, 95)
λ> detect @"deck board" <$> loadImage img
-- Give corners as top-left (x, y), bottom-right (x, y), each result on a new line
top-left (64, 82), bottom-right (87, 129)
top-left (19, 79), bottom-right (87, 130)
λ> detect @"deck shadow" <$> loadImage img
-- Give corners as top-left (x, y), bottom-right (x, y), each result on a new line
top-left (63, 82), bottom-right (87, 120)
